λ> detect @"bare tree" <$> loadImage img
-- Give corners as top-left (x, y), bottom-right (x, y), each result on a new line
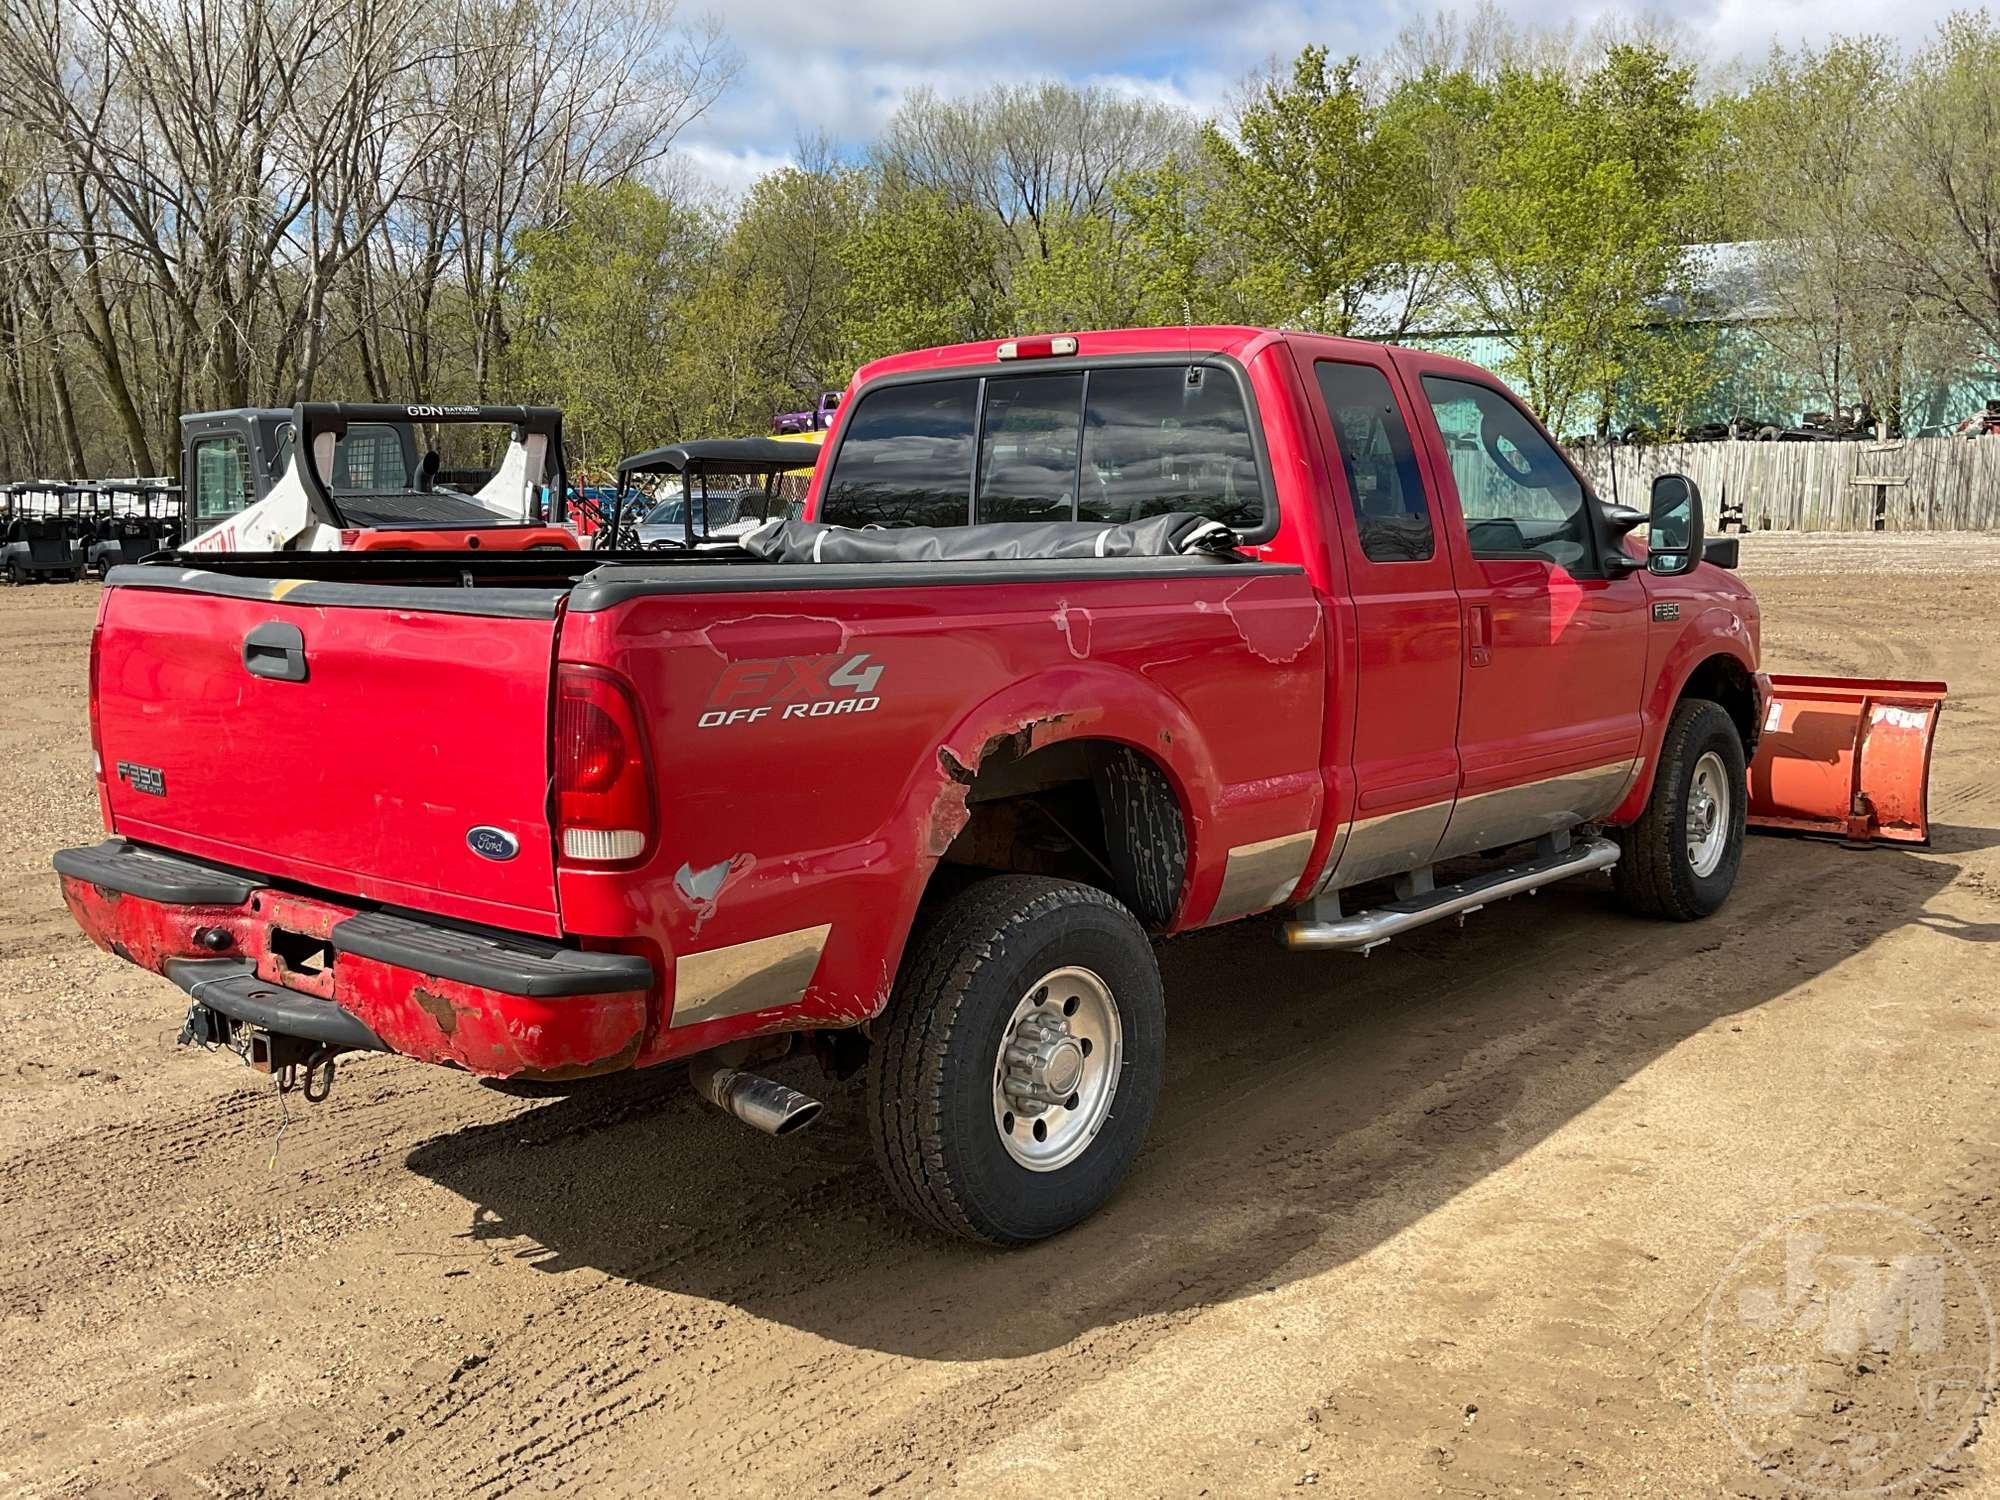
top-left (880, 83), bottom-right (1190, 263)
top-left (0, 0), bottom-right (735, 474)
top-left (1876, 13), bottom-right (2000, 392)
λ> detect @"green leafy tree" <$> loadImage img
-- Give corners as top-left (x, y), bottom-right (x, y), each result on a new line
top-left (839, 180), bottom-right (1009, 364)
top-left (722, 155), bottom-right (863, 401)
top-left (1009, 158), bottom-right (1274, 332)
top-left (1726, 38), bottom-right (1936, 429)
top-left (1111, 158), bottom-right (1267, 325)
top-left (513, 180), bottom-right (714, 473)
top-left (1009, 210), bottom-right (1144, 332)
top-left (1374, 67), bottom-right (1490, 336)
top-left (1201, 47), bottom-right (1424, 333)
top-left (1868, 16), bottom-right (2000, 411)
top-left (1447, 47), bottom-right (1706, 433)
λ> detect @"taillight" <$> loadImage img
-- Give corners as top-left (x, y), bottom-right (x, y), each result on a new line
top-left (553, 664), bottom-right (653, 865)
top-left (88, 608), bottom-right (110, 828)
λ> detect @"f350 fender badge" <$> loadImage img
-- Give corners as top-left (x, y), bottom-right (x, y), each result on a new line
top-left (1652, 601), bottom-right (1681, 621)
top-left (116, 761), bottom-right (165, 797)
top-left (467, 826), bottom-right (520, 861)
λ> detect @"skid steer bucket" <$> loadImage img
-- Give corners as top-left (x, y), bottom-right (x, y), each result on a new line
top-left (1748, 675), bottom-right (1947, 846)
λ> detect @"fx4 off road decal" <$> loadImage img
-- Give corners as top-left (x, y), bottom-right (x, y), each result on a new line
top-left (698, 652), bottom-right (883, 728)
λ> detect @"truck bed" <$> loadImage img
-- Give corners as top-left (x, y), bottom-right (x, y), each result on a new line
top-left (91, 548), bottom-right (1326, 1071)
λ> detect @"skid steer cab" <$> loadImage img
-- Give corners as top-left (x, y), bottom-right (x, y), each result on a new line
top-left (178, 403), bottom-right (578, 555)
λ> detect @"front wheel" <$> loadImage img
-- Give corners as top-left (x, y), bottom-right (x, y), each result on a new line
top-left (866, 875), bottom-right (1164, 1244)
top-left (1612, 698), bottom-right (1747, 920)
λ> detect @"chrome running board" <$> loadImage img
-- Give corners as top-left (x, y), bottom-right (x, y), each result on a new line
top-left (1283, 836), bottom-right (1621, 953)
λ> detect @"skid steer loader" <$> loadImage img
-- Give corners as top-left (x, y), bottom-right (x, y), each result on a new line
top-left (179, 402), bottom-right (577, 554)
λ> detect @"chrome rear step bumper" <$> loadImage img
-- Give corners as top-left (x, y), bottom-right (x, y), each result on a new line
top-left (1284, 836), bottom-right (1621, 953)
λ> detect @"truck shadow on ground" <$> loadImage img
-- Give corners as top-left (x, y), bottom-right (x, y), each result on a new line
top-left (405, 827), bottom-right (1995, 1361)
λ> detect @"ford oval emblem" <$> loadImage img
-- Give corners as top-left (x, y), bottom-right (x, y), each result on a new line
top-left (467, 826), bottom-right (520, 862)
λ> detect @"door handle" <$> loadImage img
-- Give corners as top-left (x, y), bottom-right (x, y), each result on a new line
top-left (243, 621), bottom-right (308, 682)
top-left (1468, 604), bottom-right (1493, 668)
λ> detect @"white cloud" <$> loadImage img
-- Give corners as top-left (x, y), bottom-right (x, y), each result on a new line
top-left (673, 141), bottom-right (799, 201)
top-left (676, 0), bottom-right (1963, 177)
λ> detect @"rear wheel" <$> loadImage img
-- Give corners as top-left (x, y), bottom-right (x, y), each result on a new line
top-left (2, 561), bottom-right (21, 587)
top-left (1612, 698), bottom-right (1747, 920)
top-left (866, 875), bottom-right (1164, 1244)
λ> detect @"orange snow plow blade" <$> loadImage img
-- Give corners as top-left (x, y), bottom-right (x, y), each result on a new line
top-left (1748, 675), bottom-right (1947, 846)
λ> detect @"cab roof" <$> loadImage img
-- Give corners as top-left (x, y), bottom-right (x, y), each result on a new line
top-left (848, 325), bottom-right (1507, 392)
top-left (851, 326), bottom-right (1281, 387)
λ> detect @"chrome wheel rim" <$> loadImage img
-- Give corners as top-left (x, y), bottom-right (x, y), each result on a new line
top-left (992, 966), bottom-right (1122, 1172)
top-left (1687, 750), bottom-right (1730, 878)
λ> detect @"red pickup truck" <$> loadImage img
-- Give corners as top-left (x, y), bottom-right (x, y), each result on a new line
top-left (57, 326), bottom-right (1771, 1244)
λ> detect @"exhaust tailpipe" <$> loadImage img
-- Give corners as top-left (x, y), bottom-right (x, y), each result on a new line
top-left (688, 1055), bottom-right (822, 1137)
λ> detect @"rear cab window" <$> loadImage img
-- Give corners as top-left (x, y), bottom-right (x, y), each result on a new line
top-left (818, 381), bottom-right (979, 529)
top-left (271, 422), bottom-right (413, 496)
top-left (821, 363), bottom-right (1268, 535)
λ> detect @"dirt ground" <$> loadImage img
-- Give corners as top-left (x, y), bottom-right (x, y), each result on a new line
top-left (2, 533), bottom-right (1998, 1499)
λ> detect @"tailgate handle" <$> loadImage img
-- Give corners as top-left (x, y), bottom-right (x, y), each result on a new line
top-left (243, 621), bottom-right (308, 682)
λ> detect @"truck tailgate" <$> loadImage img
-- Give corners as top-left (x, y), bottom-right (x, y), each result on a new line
top-left (95, 579), bottom-right (564, 935)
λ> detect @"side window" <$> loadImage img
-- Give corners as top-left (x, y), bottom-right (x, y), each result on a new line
top-left (976, 374), bottom-right (1082, 522)
top-left (1420, 376), bottom-right (1592, 570)
top-left (189, 434), bottom-right (251, 526)
top-left (1313, 361), bottom-right (1433, 562)
top-left (1079, 366), bottom-right (1265, 530)
top-left (822, 379), bottom-right (978, 528)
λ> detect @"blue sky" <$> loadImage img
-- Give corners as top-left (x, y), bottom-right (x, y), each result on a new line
top-left (676, 0), bottom-right (1946, 194)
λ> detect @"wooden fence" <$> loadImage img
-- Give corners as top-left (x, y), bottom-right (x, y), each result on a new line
top-left (1563, 435), bottom-right (2000, 532)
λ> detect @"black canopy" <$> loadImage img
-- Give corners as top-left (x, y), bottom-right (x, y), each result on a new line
top-left (97, 482), bottom-right (182, 496)
top-left (616, 438), bottom-right (815, 479)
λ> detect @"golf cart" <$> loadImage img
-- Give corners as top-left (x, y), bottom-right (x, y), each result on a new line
top-left (84, 482), bottom-right (184, 575)
top-left (612, 438), bottom-right (813, 552)
top-left (2, 482), bottom-right (88, 585)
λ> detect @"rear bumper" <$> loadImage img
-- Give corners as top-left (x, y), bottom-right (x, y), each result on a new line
top-left (55, 839), bottom-right (653, 1079)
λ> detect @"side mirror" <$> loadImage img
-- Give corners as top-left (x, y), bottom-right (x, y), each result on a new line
top-left (1647, 474), bottom-right (1704, 576)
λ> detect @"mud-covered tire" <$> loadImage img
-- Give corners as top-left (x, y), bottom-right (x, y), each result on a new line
top-left (865, 875), bottom-right (1164, 1245)
top-left (1612, 698), bottom-right (1747, 920)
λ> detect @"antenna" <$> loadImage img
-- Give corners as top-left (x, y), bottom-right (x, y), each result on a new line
top-left (1182, 296), bottom-right (1199, 389)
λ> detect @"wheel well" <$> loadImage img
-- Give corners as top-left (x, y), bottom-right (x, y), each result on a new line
top-left (925, 736), bottom-right (1189, 930)
top-left (1681, 654), bottom-right (1760, 760)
